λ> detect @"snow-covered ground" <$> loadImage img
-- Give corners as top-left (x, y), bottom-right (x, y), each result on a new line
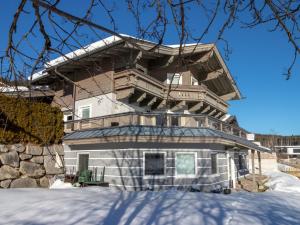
top-left (1, 171), bottom-right (300, 225)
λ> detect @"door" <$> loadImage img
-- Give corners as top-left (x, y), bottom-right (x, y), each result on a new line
top-left (78, 154), bottom-right (89, 173)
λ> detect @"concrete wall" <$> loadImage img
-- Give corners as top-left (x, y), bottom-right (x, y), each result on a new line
top-left (248, 151), bottom-right (278, 173)
top-left (74, 93), bottom-right (135, 119)
top-left (64, 143), bottom-right (249, 191)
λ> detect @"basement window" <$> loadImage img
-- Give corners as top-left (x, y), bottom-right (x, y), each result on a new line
top-left (293, 149), bottom-right (300, 153)
top-left (176, 153), bottom-right (197, 177)
top-left (144, 153), bottom-right (165, 176)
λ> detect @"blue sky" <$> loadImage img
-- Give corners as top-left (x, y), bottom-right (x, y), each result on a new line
top-left (1, 1), bottom-right (299, 135)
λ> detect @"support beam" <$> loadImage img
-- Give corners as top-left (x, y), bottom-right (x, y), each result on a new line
top-left (201, 105), bottom-right (211, 114)
top-left (170, 101), bottom-right (186, 112)
top-left (203, 69), bottom-right (224, 82)
top-left (147, 97), bottom-right (157, 107)
top-left (258, 151), bottom-right (262, 176)
top-left (157, 99), bottom-right (166, 109)
top-left (189, 51), bottom-right (213, 65)
top-left (136, 93), bottom-right (147, 103)
top-left (162, 55), bottom-right (175, 68)
top-left (214, 112), bottom-right (222, 118)
top-left (208, 109), bottom-right (217, 116)
top-left (189, 102), bottom-right (203, 112)
top-left (116, 88), bottom-right (134, 100)
top-left (133, 51), bottom-right (142, 64)
top-left (220, 92), bottom-right (237, 101)
top-left (251, 149), bottom-right (256, 191)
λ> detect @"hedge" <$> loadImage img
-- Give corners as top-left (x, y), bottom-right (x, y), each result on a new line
top-left (0, 94), bottom-right (63, 144)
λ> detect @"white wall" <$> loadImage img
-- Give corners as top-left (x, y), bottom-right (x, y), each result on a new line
top-left (74, 93), bottom-right (135, 119)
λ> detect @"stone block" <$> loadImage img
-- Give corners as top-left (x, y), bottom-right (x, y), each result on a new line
top-left (10, 177), bottom-right (38, 188)
top-left (43, 145), bottom-right (64, 156)
top-left (19, 153), bottom-right (32, 160)
top-left (20, 161), bottom-right (45, 178)
top-left (0, 145), bottom-right (9, 153)
top-left (0, 165), bottom-right (19, 181)
top-left (26, 145), bottom-right (43, 156)
top-left (44, 156), bottom-right (64, 175)
top-left (11, 144), bottom-right (25, 153)
top-left (0, 179), bottom-right (11, 188)
top-left (39, 176), bottom-right (49, 188)
top-left (30, 156), bottom-right (44, 164)
top-left (0, 151), bottom-right (19, 167)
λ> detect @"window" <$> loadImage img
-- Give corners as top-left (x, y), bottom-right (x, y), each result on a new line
top-left (293, 149), bottom-right (300, 153)
top-left (167, 73), bottom-right (182, 85)
top-left (176, 153), bottom-right (196, 177)
top-left (111, 122), bottom-right (119, 127)
top-left (67, 115), bottom-right (73, 121)
top-left (191, 76), bottom-right (198, 86)
top-left (171, 116), bottom-right (180, 126)
top-left (211, 153), bottom-right (218, 174)
top-left (78, 154), bottom-right (89, 173)
top-left (238, 155), bottom-right (246, 170)
top-left (80, 106), bottom-right (90, 119)
top-left (144, 153), bottom-right (165, 176)
top-left (156, 115), bottom-right (167, 126)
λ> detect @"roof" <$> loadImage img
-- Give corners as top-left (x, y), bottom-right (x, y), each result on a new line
top-left (29, 34), bottom-right (241, 100)
top-left (64, 125), bottom-right (270, 152)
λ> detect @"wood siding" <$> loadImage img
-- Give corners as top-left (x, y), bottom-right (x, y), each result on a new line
top-left (63, 145), bottom-right (250, 191)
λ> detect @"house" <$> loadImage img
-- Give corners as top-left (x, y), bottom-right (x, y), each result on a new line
top-left (0, 80), bottom-right (54, 104)
top-left (31, 34), bottom-right (269, 191)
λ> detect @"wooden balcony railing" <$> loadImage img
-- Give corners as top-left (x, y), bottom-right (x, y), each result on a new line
top-left (64, 112), bottom-right (248, 138)
top-left (114, 69), bottom-right (228, 113)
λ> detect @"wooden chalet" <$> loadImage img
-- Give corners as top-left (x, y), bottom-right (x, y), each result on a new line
top-left (31, 34), bottom-right (269, 191)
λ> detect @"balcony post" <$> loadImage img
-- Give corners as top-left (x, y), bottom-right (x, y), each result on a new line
top-left (257, 151), bottom-right (262, 176)
top-left (251, 149), bottom-right (257, 191)
top-left (205, 116), bottom-right (209, 127)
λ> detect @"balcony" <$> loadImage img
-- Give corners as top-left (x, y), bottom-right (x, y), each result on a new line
top-left (114, 69), bottom-right (228, 116)
top-left (64, 112), bottom-right (247, 139)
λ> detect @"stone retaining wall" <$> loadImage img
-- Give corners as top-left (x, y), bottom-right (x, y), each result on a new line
top-left (0, 144), bottom-right (64, 188)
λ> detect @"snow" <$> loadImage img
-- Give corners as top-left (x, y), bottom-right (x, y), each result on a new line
top-left (265, 170), bottom-right (300, 193)
top-left (30, 34), bottom-right (206, 82)
top-left (166, 43), bottom-right (200, 48)
top-left (45, 35), bottom-right (123, 69)
top-left (1, 175), bottom-right (300, 225)
top-left (0, 86), bottom-right (28, 92)
top-left (49, 179), bottom-right (74, 189)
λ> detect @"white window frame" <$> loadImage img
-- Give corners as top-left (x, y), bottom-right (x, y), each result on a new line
top-left (211, 153), bottom-right (219, 175)
top-left (79, 105), bottom-right (91, 119)
top-left (175, 152), bottom-right (197, 178)
top-left (143, 152), bottom-right (166, 179)
top-left (77, 152), bottom-right (90, 172)
top-left (191, 76), bottom-right (198, 86)
top-left (166, 73), bottom-right (182, 85)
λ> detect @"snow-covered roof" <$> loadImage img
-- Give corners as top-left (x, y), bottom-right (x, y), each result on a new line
top-left (221, 114), bottom-right (231, 122)
top-left (45, 35), bottom-right (124, 69)
top-left (166, 43), bottom-right (201, 48)
top-left (30, 34), bottom-right (207, 82)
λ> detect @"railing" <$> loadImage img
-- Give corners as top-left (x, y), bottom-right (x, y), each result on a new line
top-left (64, 111), bottom-right (248, 138)
top-left (114, 69), bottom-right (228, 113)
